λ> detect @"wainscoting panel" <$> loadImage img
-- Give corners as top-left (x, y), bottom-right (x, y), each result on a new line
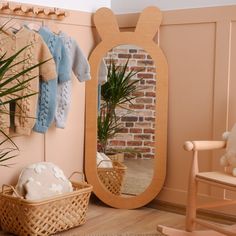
top-left (117, 6), bottom-right (236, 210)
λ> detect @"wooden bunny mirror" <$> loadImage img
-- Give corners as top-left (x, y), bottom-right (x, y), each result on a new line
top-left (85, 7), bottom-right (168, 209)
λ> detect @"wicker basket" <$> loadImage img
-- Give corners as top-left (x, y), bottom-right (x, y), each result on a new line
top-left (106, 152), bottom-right (124, 162)
top-left (0, 172), bottom-right (93, 236)
top-left (97, 160), bottom-right (127, 195)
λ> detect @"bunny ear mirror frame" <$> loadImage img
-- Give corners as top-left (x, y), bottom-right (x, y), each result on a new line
top-left (85, 7), bottom-right (168, 209)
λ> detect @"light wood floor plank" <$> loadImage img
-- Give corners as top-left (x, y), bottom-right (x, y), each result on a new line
top-left (55, 199), bottom-right (189, 235)
top-left (0, 200), bottom-right (233, 235)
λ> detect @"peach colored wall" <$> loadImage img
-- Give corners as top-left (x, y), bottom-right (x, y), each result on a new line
top-left (161, 6), bottom-right (236, 205)
top-left (0, 10), bottom-right (95, 186)
top-left (1, 5), bottom-right (236, 209)
top-left (116, 5), bottom-right (236, 206)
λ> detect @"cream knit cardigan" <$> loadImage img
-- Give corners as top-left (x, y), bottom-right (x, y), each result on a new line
top-left (0, 26), bottom-right (57, 135)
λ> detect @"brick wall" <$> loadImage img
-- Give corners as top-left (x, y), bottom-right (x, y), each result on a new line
top-left (103, 45), bottom-right (156, 159)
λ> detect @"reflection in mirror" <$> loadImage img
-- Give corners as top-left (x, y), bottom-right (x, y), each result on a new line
top-left (96, 44), bottom-right (156, 197)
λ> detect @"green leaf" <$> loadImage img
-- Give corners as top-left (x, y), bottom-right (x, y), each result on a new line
top-left (98, 58), bottom-right (144, 152)
top-left (0, 23), bottom-right (52, 167)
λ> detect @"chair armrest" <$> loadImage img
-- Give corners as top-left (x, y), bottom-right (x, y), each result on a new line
top-left (184, 140), bottom-right (226, 151)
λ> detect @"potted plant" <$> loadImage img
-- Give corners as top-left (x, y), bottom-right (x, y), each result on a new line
top-left (0, 22), bottom-right (48, 167)
top-left (97, 58), bottom-right (143, 159)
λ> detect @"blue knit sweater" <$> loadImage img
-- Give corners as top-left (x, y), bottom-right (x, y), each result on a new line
top-left (55, 32), bottom-right (91, 128)
top-left (33, 27), bottom-right (70, 133)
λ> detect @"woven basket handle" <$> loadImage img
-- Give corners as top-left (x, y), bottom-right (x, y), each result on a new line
top-left (97, 159), bottom-right (113, 167)
top-left (2, 184), bottom-right (22, 198)
top-left (68, 171), bottom-right (85, 182)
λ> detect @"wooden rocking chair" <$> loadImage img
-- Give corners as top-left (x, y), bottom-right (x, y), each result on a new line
top-left (184, 140), bottom-right (236, 236)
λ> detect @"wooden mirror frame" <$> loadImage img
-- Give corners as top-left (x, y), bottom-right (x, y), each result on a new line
top-left (85, 7), bottom-right (168, 209)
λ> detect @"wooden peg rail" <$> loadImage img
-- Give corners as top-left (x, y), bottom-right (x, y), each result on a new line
top-left (0, 1), bottom-right (69, 19)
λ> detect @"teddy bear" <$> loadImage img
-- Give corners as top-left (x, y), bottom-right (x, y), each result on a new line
top-left (220, 123), bottom-right (236, 176)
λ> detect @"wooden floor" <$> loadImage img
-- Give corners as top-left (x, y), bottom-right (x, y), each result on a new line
top-left (57, 201), bottom-right (184, 235)
top-left (0, 198), bottom-right (233, 235)
top-left (0, 200), bottom-right (185, 236)
top-left (122, 158), bottom-right (154, 195)
top-left (57, 199), bottom-right (233, 236)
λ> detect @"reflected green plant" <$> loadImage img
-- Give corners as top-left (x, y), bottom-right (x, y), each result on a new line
top-left (97, 58), bottom-right (143, 153)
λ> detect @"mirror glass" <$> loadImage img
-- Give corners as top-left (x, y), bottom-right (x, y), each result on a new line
top-left (96, 44), bottom-right (156, 197)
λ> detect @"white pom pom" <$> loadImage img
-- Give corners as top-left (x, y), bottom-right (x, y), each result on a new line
top-left (222, 131), bottom-right (230, 140)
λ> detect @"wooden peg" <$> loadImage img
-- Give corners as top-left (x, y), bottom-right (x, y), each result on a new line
top-left (8, 2), bottom-right (21, 12)
top-left (55, 8), bottom-right (68, 17)
top-left (64, 11), bottom-right (69, 17)
top-left (33, 7), bottom-right (44, 15)
top-left (0, 2), bottom-right (9, 10)
top-left (0, 2), bottom-right (68, 19)
top-left (21, 5), bottom-right (33, 13)
top-left (44, 8), bottom-right (56, 16)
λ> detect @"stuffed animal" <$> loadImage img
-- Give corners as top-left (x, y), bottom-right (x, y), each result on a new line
top-left (220, 123), bottom-right (236, 176)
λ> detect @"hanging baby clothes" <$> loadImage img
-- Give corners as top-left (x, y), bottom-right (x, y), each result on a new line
top-left (0, 26), bottom-right (57, 135)
top-left (33, 26), bottom-right (70, 133)
top-left (55, 32), bottom-right (91, 128)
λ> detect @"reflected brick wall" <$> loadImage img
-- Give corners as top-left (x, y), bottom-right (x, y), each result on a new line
top-left (103, 45), bottom-right (156, 159)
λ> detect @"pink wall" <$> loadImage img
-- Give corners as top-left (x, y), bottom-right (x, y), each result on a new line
top-left (1, 5), bottom-right (236, 211)
top-left (0, 10), bottom-right (95, 185)
top-left (116, 5), bottom-right (236, 209)
top-left (160, 6), bottom-right (236, 206)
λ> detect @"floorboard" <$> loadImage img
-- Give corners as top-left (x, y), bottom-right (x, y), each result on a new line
top-left (0, 199), bottom-right (233, 235)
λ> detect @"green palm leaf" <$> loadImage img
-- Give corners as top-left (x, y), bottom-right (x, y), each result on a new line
top-left (0, 23), bottom-right (51, 166)
top-left (98, 58), bottom-right (144, 153)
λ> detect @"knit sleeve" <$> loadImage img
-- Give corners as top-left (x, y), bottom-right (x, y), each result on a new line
top-left (72, 40), bottom-right (91, 82)
top-left (38, 35), bottom-right (57, 81)
top-left (98, 59), bottom-right (108, 84)
top-left (58, 40), bottom-right (71, 83)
